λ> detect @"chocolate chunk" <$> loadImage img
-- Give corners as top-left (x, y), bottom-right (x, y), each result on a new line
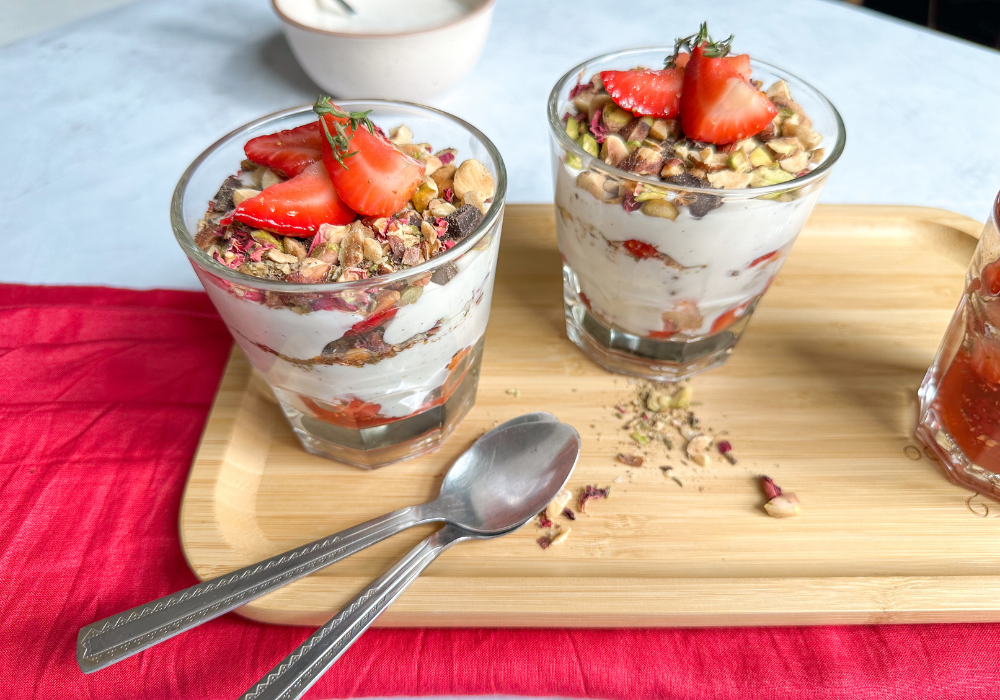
top-left (212, 176), bottom-right (244, 212)
top-left (665, 172), bottom-right (703, 189)
top-left (444, 204), bottom-right (483, 241)
top-left (431, 262), bottom-right (458, 285)
top-left (688, 194), bottom-right (722, 219)
top-left (666, 173), bottom-right (722, 219)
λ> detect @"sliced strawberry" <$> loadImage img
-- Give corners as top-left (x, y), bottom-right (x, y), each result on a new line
top-left (244, 122), bottom-right (323, 178)
top-left (726, 53), bottom-right (751, 79)
top-left (669, 52), bottom-right (747, 76)
top-left (302, 396), bottom-right (384, 429)
top-left (749, 250), bottom-right (779, 268)
top-left (710, 299), bottom-right (752, 333)
top-left (317, 105), bottom-right (424, 217)
top-left (680, 44), bottom-right (777, 144)
top-left (344, 307), bottom-right (398, 337)
top-left (622, 239), bottom-right (660, 260)
top-left (982, 259), bottom-right (1000, 295)
top-left (233, 161), bottom-right (356, 236)
top-left (601, 68), bottom-right (684, 119)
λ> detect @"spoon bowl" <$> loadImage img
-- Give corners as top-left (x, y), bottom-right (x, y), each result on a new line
top-left (433, 420), bottom-right (580, 533)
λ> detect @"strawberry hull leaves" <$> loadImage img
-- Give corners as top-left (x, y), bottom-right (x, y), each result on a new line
top-left (315, 98), bottom-right (425, 218)
top-left (313, 96), bottom-right (376, 169)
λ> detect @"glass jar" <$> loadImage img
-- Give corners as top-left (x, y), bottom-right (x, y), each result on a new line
top-left (547, 48), bottom-right (845, 381)
top-left (918, 193), bottom-right (1000, 500)
top-left (172, 103), bottom-right (506, 468)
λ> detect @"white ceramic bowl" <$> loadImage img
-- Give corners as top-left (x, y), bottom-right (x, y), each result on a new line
top-left (273, 0), bottom-right (495, 102)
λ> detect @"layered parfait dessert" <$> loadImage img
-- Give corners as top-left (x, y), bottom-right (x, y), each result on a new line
top-left (174, 99), bottom-right (505, 467)
top-left (548, 25), bottom-right (843, 380)
top-left (919, 196), bottom-right (1000, 500)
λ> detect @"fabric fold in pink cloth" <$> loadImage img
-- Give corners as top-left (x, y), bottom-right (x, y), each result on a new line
top-left (0, 283), bottom-right (995, 700)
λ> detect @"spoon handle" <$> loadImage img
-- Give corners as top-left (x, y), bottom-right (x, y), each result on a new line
top-left (238, 524), bottom-right (466, 700)
top-left (77, 505), bottom-right (425, 674)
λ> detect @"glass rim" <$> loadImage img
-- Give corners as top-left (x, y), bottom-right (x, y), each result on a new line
top-left (171, 101), bottom-right (507, 293)
top-left (546, 47), bottom-right (847, 199)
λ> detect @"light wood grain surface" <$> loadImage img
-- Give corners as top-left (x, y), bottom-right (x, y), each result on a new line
top-left (180, 204), bottom-right (1000, 628)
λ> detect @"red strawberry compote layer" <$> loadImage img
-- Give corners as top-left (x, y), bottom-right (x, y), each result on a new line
top-left (184, 99), bottom-right (504, 467)
top-left (549, 26), bottom-right (841, 380)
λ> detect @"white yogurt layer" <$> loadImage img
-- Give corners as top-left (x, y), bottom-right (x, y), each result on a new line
top-left (200, 242), bottom-right (497, 419)
top-left (277, 0), bottom-right (480, 33)
top-left (554, 161), bottom-right (819, 337)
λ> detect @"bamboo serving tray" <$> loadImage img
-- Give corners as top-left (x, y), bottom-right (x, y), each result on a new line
top-left (180, 204), bottom-right (1000, 628)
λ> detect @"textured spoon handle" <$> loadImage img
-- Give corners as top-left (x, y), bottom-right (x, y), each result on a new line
top-left (238, 524), bottom-right (466, 700)
top-left (77, 506), bottom-right (424, 673)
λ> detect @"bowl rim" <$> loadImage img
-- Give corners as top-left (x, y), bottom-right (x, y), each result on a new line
top-left (272, 0), bottom-right (495, 38)
top-left (171, 101), bottom-right (507, 294)
top-left (546, 47), bottom-right (847, 199)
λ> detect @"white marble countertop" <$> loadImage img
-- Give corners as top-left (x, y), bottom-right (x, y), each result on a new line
top-left (3, 0), bottom-right (1000, 290)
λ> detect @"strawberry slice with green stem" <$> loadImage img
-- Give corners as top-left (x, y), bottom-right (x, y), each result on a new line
top-left (314, 97), bottom-right (425, 218)
top-left (244, 122), bottom-right (324, 178)
top-left (233, 160), bottom-right (356, 236)
top-left (675, 23), bottom-right (777, 144)
top-left (599, 45), bottom-right (752, 121)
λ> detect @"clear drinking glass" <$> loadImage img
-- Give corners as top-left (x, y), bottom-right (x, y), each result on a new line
top-left (172, 103), bottom-right (506, 469)
top-left (918, 193), bottom-right (1000, 500)
top-left (547, 48), bottom-right (846, 381)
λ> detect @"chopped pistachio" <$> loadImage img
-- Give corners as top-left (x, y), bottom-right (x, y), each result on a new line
top-left (577, 133), bottom-right (599, 158)
top-left (631, 432), bottom-right (649, 446)
top-left (566, 153), bottom-right (583, 169)
top-left (602, 104), bottom-right (632, 130)
top-left (640, 199), bottom-right (679, 221)
top-left (399, 286), bottom-right (423, 306)
top-left (728, 150), bottom-right (750, 173)
top-left (565, 117), bottom-right (579, 140)
top-left (750, 166), bottom-right (795, 188)
top-left (251, 230), bottom-right (283, 251)
top-left (749, 147), bottom-right (775, 168)
top-left (625, 140), bottom-right (642, 154)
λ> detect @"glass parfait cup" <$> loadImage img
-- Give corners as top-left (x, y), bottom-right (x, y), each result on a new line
top-left (918, 193), bottom-right (1000, 500)
top-left (172, 103), bottom-right (507, 469)
top-left (547, 48), bottom-right (846, 382)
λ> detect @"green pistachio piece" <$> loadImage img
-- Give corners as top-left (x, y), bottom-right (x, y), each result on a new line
top-left (749, 147), bottom-right (775, 168)
top-left (640, 116), bottom-right (655, 127)
top-left (577, 133), bottom-right (599, 158)
top-left (750, 166), bottom-right (796, 188)
top-left (566, 153), bottom-right (583, 169)
top-left (625, 140), bottom-right (642, 154)
top-left (565, 116), bottom-right (579, 140)
top-left (399, 286), bottom-right (423, 306)
top-left (251, 230), bottom-right (283, 251)
top-left (603, 104), bottom-right (633, 129)
top-left (728, 150), bottom-right (750, 172)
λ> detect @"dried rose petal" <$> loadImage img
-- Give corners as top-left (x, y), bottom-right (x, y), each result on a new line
top-left (562, 507), bottom-right (576, 521)
top-left (718, 440), bottom-right (733, 454)
top-left (569, 80), bottom-right (590, 99)
top-left (537, 536), bottom-right (552, 550)
top-left (622, 189), bottom-right (641, 213)
top-left (537, 511), bottom-right (553, 529)
top-left (590, 109), bottom-right (607, 144)
top-left (759, 475), bottom-right (782, 500)
top-left (579, 484), bottom-right (611, 513)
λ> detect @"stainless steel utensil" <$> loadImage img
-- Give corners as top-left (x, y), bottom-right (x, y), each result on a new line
top-left (238, 420), bottom-right (581, 700)
top-left (77, 412), bottom-right (560, 673)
